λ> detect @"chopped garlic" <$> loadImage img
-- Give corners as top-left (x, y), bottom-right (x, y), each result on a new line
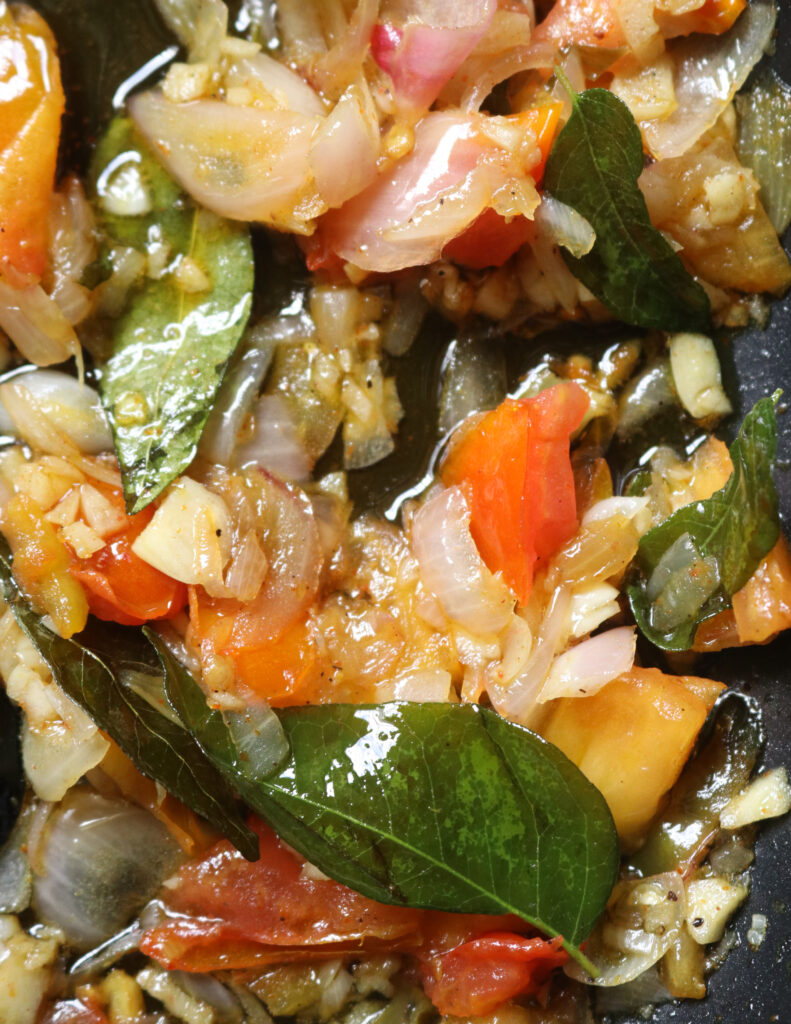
top-left (747, 913), bottom-right (768, 950)
top-left (686, 877), bottom-right (748, 945)
top-left (567, 581), bottom-right (621, 638)
top-left (720, 766), bottom-right (791, 829)
top-left (0, 916), bottom-right (61, 1024)
top-left (101, 969), bottom-right (146, 1024)
top-left (702, 169), bottom-right (752, 227)
top-left (79, 483), bottom-right (127, 537)
top-left (668, 333), bottom-right (733, 420)
top-left (60, 520), bottom-right (106, 558)
top-left (162, 61), bottom-right (213, 103)
top-left (97, 157), bottom-right (152, 217)
top-left (173, 255), bottom-right (212, 294)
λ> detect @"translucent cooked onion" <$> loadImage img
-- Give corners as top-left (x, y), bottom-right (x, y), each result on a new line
top-left (489, 586), bottom-right (570, 722)
top-left (373, 0), bottom-right (497, 116)
top-left (0, 277), bottom-right (81, 367)
top-left (736, 68), bottom-right (791, 235)
top-left (32, 789), bottom-right (183, 949)
top-left (641, 2), bottom-right (776, 159)
top-left (310, 83), bottom-right (380, 209)
top-left (0, 369), bottom-right (112, 454)
top-left (234, 393), bottom-right (313, 481)
top-left (223, 701), bottom-right (289, 778)
top-left (566, 873), bottom-right (686, 986)
top-left (225, 51), bottom-right (326, 117)
top-left (535, 195), bottom-right (596, 259)
top-left (438, 335), bottom-right (507, 436)
top-left (538, 626), bottom-right (636, 703)
top-left (22, 720), bottom-right (110, 803)
top-left (412, 486), bottom-right (514, 636)
top-left (47, 176), bottom-right (97, 326)
top-left (129, 91), bottom-right (323, 232)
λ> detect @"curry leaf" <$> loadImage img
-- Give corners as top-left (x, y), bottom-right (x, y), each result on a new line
top-left (156, 636), bottom-right (618, 969)
top-left (544, 86), bottom-right (711, 331)
top-left (628, 394), bottom-right (780, 650)
top-left (91, 117), bottom-right (254, 513)
top-left (0, 548), bottom-right (258, 860)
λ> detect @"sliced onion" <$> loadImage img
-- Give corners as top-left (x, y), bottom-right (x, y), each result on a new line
top-left (538, 627), bottom-right (636, 703)
top-left (583, 496), bottom-right (651, 535)
top-left (321, 111), bottom-right (536, 272)
top-left (224, 51), bottom-right (326, 116)
top-left (313, 0), bottom-right (380, 97)
top-left (411, 486), bottom-right (514, 636)
top-left (0, 276), bottom-right (81, 367)
top-left (381, 275), bottom-right (428, 355)
top-left (22, 721), bottom-right (110, 803)
top-left (641, 2), bottom-right (776, 159)
top-left (736, 67), bottom-right (791, 235)
top-left (646, 531), bottom-right (720, 633)
top-left (489, 586), bottom-right (570, 723)
top-left (0, 370), bottom-right (111, 454)
top-left (32, 789), bottom-right (183, 949)
top-left (129, 91), bottom-right (323, 232)
top-left (310, 82), bottom-right (380, 209)
top-left (566, 873), bottom-right (686, 986)
top-left (375, 668), bottom-right (454, 702)
top-left (372, 0), bottom-right (497, 116)
top-left (47, 176), bottom-right (97, 326)
top-left (535, 195), bottom-right (596, 259)
top-left (235, 393), bottom-right (312, 482)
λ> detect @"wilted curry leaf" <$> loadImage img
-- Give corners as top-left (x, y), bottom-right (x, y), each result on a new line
top-left (156, 636), bottom-right (618, 969)
top-left (0, 548), bottom-right (258, 859)
top-left (91, 117), bottom-right (253, 513)
top-left (628, 394), bottom-right (780, 650)
top-left (544, 86), bottom-right (711, 331)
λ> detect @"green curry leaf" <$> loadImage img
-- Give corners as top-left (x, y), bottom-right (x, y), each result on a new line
top-left (153, 633), bottom-right (618, 969)
top-left (91, 117), bottom-right (254, 513)
top-left (628, 394), bottom-right (780, 650)
top-left (544, 87), bottom-right (711, 331)
top-left (0, 547), bottom-right (258, 860)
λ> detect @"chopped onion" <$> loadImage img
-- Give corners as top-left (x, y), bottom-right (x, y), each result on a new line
top-left (153, 0), bottom-right (202, 47)
top-left (21, 721), bottom-right (110, 803)
top-left (641, 2), bottom-right (776, 159)
top-left (594, 968), bottom-right (672, 1015)
top-left (0, 799), bottom-right (34, 914)
top-left (375, 668), bottom-right (454, 702)
top-left (737, 68), bottom-right (791, 235)
top-left (668, 333), bottom-right (732, 421)
top-left (321, 111), bottom-right (539, 272)
top-left (538, 626), bottom-right (636, 703)
top-left (373, 0), bottom-right (496, 116)
top-left (438, 335), bottom-right (507, 436)
top-left (582, 496), bottom-right (652, 535)
top-left (646, 531), bottom-right (720, 633)
top-left (0, 277), bottom-right (81, 367)
top-left (313, 0), bottom-right (379, 98)
top-left (566, 873), bottom-right (686, 986)
top-left (47, 177), bottom-right (97, 326)
top-left (535, 195), bottom-right (596, 259)
top-left (616, 358), bottom-right (677, 439)
top-left (235, 393), bottom-right (312, 481)
top-left (310, 83), bottom-right (380, 209)
top-left (0, 370), bottom-right (111, 454)
top-left (224, 51), bottom-right (326, 116)
top-left (223, 701), bottom-right (290, 778)
top-left (489, 586), bottom-right (570, 723)
top-left (567, 582), bottom-right (621, 638)
top-left (32, 789), bottom-right (183, 948)
top-left (411, 486), bottom-right (514, 636)
top-left (129, 91), bottom-right (324, 233)
top-left (381, 276), bottom-right (428, 356)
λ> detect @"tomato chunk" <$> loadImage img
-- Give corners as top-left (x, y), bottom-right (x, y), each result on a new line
top-left (140, 818), bottom-right (423, 971)
top-left (69, 488), bottom-right (187, 626)
top-left (443, 104), bottom-right (562, 269)
top-left (441, 382), bottom-right (589, 604)
top-left (420, 932), bottom-right (567, 1017)
top-left (0, 4), bottom-right (63, 279)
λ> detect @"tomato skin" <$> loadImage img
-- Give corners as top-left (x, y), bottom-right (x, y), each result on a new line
top-left (420, 932), bottom-right (567, 1017)
top-left (69, 490), bottom-right (187, 626)
top-left (441, 382), bottom-right (589, 604)
top-left (0, 4), bottom-right (63, 279)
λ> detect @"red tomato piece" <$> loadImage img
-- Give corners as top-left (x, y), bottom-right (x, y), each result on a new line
top-left (69, 490), bottom-right (187, 626)
top-left (140, 818), bottom-right (423, 971)
top-left (0, 5), bottom-right (64, 279)
top-left (420, 932), bottom-right (568, 1017)
top-left (441, 382), bottom-right (589, 604)
top-left (443, 104), bottom-right (561, 269)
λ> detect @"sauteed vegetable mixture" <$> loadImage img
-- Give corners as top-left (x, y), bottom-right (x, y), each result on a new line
top-left (1, 0), bottom-right (790, 1021)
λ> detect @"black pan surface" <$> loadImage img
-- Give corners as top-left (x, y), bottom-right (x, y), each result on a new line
top-left (7, 2), bottom-right (791, 1020)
